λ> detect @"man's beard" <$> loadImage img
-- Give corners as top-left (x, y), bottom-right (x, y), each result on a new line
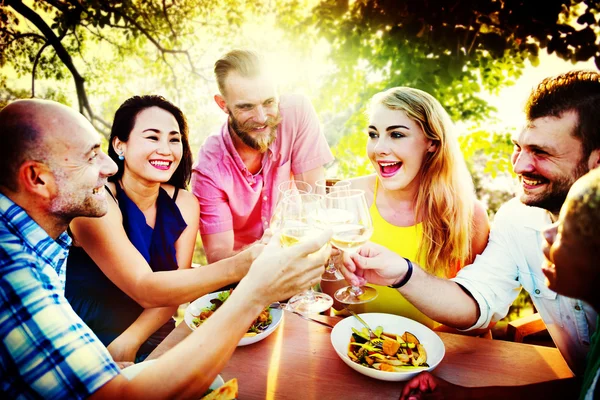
top-left (520, 158), bottom-right (589, 214)
top-left (229, 111), bottom-right (282, 153)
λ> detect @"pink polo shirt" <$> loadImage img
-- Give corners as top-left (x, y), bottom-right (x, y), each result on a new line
top-left (192, 93), bottom-right (334, 250)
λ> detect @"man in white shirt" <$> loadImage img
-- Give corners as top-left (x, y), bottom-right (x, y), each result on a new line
top-left (340, 70), bottom-right (600, 375)
top-left (398, 161), bottom-right (600, 399)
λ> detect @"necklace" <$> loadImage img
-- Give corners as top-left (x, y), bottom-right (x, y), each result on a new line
top-left (253, 162), bottom-right (264, 177)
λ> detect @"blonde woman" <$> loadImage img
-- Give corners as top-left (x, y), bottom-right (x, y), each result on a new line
top-left (349, 87), bottom-right (490, 328)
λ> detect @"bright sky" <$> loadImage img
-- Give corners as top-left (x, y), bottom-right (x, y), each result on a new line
top-left (482, 52), bottom-right (597, 131)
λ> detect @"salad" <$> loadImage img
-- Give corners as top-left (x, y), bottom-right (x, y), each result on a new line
top-left (191, 290), bottom-right (272, 336)
top-left (348, 326), bottom-right (428, 372)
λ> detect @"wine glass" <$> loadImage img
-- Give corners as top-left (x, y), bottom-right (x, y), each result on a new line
top-left (278, 193), bottom-right (334, 314)
top-left (326, 189), bottom-right (377, 305)
top-left (315, 179), bottom-right (351, 282)
top-left (269, 180), bottom-right (312, 228)
top-left (314, 178), bottom-right (351, 196)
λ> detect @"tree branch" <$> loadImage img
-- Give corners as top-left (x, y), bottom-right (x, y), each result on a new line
top-left (83, 25), bottom-right (129, 50)
top-left (6, 0), bottom-right (110, 135)
top-left (72, 30), bottom-right (91, 69)
top-left (162, 0), bottom-right (178, 40)
top-left (161, 52), bottom-right (179, 102)
top-left (31, 40), bottom-right (49, 98)
top-left (109, 5), bottom-right (209, 81)
top-left (4, 32), bottom-right (46, 47)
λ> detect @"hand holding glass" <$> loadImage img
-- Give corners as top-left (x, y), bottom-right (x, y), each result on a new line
top-left (326, 189), bottom-right (377, 304)
top-left (314, 178), bottom-right (351, 281)
top-left (278, 193), bottom-right (334, 314)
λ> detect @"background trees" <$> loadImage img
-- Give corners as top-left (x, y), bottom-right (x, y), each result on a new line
top-left (300, 0), bottom-right (600, 211)
top-left (306, 0), bottom-right (600, 120)
top-left (1, 0), bottom-right (302, 138)
top-left (2, 0), bottom-right (599, 210)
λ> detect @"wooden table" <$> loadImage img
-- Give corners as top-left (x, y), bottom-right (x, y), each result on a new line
top-left (148, 313), bottom-right (573, 399)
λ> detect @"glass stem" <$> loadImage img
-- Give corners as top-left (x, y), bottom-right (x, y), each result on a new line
top-left (304, 288), bottom-right (316, 303)
top-left (350, 286), bottom-right (364, 297)
top-left (325, 257), bottom-right (337, 274)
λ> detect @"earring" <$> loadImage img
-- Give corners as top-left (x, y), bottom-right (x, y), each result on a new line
top-left (118, 153), bottom-right (125, 161)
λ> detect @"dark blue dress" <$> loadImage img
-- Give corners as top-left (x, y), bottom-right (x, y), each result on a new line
top-left (65, 184), bottom-right (187, 359)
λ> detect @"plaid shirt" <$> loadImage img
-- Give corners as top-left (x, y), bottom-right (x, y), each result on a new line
top-left (0, 193), bottom-right (119, 399)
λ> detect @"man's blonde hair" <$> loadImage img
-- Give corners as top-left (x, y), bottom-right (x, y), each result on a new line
top-left (214, 49), bottom-right (264, 96)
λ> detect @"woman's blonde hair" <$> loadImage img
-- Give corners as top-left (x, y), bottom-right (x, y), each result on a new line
top-left (370, 87), bottom-right (476, 276)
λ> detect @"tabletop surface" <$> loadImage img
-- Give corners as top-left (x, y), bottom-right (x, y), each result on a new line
top-left (148, 312), bottom-right (573, 399)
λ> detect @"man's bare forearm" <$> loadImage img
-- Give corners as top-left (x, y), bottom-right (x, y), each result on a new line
top-left (399, 264), bottom-right (480, 330)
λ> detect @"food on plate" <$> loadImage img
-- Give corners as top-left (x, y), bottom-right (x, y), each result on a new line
top-left (191, 290), bottom-right (272, 336)
top-left (201, 378), bottom-right (238, 400)
top-left (347, 326), bottom-right (428, 372)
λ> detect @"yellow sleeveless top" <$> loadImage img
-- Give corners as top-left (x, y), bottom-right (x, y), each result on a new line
top-left (351, 179), bottom-right (439, 329)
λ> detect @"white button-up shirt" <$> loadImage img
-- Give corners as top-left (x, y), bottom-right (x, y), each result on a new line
top-left (453, 198), bottom-right (597, 375)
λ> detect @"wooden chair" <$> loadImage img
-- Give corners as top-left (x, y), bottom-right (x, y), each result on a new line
top-left (506, 313), bottom-right (547, 342)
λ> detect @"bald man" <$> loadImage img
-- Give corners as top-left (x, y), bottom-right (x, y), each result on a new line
top-left (0, 99), bottom-right (332, 399)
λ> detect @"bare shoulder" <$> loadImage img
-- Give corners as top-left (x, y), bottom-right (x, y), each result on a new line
top-left (470, 199), bottom-right (491, 257)
top-left (176, 188), bottom-right (200, 208)
top-left (174, 187), bottom-right (200, 220)
top-left (472, 199), bottom-right (490, 228)
top-left (159, 184), bottom-right (198, 213)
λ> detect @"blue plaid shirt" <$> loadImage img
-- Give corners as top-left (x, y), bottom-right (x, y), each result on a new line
top-left (0, 193), bottom-right (120, 399)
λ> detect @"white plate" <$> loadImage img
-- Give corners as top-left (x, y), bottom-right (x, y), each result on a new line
top-left (184, 290), bottom-right (283, 346)
top-left (121, 359), bottom-right (225, 390)
top-left (330, 313), bottom-right (445, 381)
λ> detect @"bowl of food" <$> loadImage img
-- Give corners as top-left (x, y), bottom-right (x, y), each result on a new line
top-left (185, 290), bottom-right (283, 346)
top-left (330, 313), bottom-right (445, 381)
top-left (121, 359), bottom-right (225, 392)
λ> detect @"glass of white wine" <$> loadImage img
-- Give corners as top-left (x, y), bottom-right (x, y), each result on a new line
top-left (326, 189), bottom-right (377, 305)
top-left (269, 180), bottom-right (312, 229)
top-left (315, 179), bottom-right (352, 282)
top-left (278, 193), bottom-right (334, 314)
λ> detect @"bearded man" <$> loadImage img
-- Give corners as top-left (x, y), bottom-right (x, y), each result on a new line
top-left (192, 49), bottom-right (333, 262)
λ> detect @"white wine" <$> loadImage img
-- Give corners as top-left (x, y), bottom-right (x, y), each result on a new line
top-left (310, 208), bottom-right (354, 229)
top-left (280, 231), bottom-right (301, 247)
top-left (330, 224), bottom-right (373, 253)
top-left (280, 221), bottom-right (324, 247)
top-left (324, 208), bottom-right (354, 225)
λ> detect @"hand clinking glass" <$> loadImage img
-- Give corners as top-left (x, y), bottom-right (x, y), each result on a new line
top-left (325, 189), bottom-right (377, 305)
top-left (276, 192), bottom-right (334, 314)
top-left (314, 178), bottom-right (351, 283)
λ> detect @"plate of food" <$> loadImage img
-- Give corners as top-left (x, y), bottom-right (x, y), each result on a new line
top-left (330, 313), bottom-right (445, 381)
top-left (121, 359), bottom-right (225, 393)
top-left (184, 290), bottom-right (283, 346)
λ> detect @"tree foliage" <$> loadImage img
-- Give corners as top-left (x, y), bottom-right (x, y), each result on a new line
top-left (296, 0), bottom-right (600, 204)
top-left (459, 128), bottom-right (516, 215)
top-left (304, 0), bottom-right (600, 123)
top-left (1, 0), bottom-right (288, 136)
